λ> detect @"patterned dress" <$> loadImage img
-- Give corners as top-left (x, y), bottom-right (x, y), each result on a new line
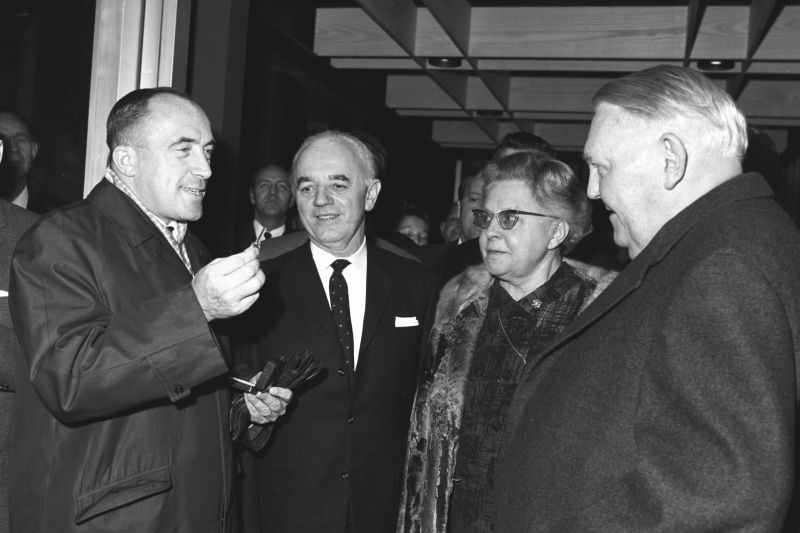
top-left (448, 264), bottom-right (595, 532)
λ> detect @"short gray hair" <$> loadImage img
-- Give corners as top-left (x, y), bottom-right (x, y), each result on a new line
top-left (291, 130), bottom-right (378, 183)
top-left (480, 152), bottom-right (592, 253)
top-left (593, 65), bottom-right (747, 160)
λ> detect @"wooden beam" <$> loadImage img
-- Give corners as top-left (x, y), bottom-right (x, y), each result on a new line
top-left (427, 70), bottom-right (468, 107)
top-left (684, 0), bottom-right (704, 66)
top-left (690, 5), bottom-right (746, 60)
top-left (355, 0), bottom-right (417, 57)
top-left (752, 6), bottom-right (800, 60)
top-left (420, 0), bottom-right (471, 57)
top-left (747, 0), bottom-right (780, 59)
top-left (727, 74), bottom-right (748, 100)
top-left (465, 76), bottom-right (502, 110)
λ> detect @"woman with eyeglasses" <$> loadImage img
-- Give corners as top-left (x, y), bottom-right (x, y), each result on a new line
top-left (397, 152), bottom-right (616, 533)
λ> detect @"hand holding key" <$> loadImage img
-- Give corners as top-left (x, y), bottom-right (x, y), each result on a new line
top-left (192, 246), bottom-right (265, 320)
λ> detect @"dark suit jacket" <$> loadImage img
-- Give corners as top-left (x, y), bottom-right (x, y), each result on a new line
top-left (495, 173), bottom-right (800, 532)
top-left (9, 180), bottom-right (234, 532)
top-left (235, 241), bottom-right (437, 533)
top-left (439, 238), bottom-right (482, 284)
top-left (0, 200), bottom-right (37, 533)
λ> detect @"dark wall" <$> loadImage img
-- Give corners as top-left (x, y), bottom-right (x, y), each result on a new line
top-left (0, 0), bottom-right (94, 206)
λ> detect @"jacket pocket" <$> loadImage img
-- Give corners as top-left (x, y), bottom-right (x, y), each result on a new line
top-left (74, 464), bottom-right (172, 524)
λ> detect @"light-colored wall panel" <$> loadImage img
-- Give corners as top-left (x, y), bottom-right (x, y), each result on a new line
top-left (469, 7), bottom-right (686, 58)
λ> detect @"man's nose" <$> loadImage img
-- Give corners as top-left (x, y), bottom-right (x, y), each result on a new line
top-left (313, 187), bottom-right (331, 206)
top-left (193, 152), bottom-right (212, 179)
top-left (586, 169), bottom-right (600, 200)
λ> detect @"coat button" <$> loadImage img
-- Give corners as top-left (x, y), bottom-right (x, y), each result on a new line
top-left (174, 384), bottom-right (184, 395)
top-left (337, 368), bottom-right (346, 376)
top-left (340, 471), bottom-right (349, 479)
top-left (346, 416), bottom-right (354, 424)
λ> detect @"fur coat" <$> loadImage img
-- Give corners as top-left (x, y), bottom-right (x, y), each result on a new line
top-left (397, 260), bottom-right (616, 533)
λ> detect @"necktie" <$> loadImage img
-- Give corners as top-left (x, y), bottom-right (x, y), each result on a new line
top-left (330, 259), bottom-right (354, 370)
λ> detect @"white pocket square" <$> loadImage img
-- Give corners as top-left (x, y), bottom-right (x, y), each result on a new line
top-left (0, 290), bottom-right (7, 298)
top-left (395, 316), bottom-right (419, 327)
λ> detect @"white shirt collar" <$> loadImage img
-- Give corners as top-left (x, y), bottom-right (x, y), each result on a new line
top-left (12, 185), bottom-right (29, 209)
top-left (309, 237), bottom-right (367, 275)
top-left (253, 220), bottom-right (286, 240)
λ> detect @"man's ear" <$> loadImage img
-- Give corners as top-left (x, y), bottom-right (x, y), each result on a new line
top-left (661, 133), bottom-right (687, 191)
top-left (31, 141), bottom-right (39, 162)
top-left (547, 220), bottom-right (569, 250)
top-left (111, 146), bottom-right (136, 177)
top-left (364, 179), bottom-right (382, 212)
top-left (248, 188), bottom-right (255, 206)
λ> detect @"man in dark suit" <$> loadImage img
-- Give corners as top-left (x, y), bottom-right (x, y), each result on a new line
top-left (0, 140), bottom-right (38, 533)
top-left (9, 88), bottom-right (289, 532)
top-left (235, 163), bottom-right (295, 250)
top-left (0, 110), bottom-right (62, 214)
top-left (236, 130), bottom-right (437, 533)
top-left (495, 65), bottom-right (800, 531)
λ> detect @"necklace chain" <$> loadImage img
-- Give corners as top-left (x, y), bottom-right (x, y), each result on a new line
top-left (497, 310), bottom-right (528, 365)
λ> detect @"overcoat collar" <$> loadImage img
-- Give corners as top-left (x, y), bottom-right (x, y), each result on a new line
top-left (87, 179), bottom-right (196, 277)
top-left (538, 172), bottom-right (772, 362)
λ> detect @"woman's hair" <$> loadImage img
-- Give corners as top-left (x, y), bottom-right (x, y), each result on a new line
top-left (480, 152), bottom-right (592, 253)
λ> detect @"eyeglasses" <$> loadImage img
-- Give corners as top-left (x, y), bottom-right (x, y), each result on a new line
top-left (472, 208), bottom-right (557, 230)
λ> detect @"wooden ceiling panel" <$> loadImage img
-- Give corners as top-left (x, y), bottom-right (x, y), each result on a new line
top-left (315, 8), bottom-right (407, 57)
top-left (476, 59), bottom-right (683, 72)
top-left (534, 122), bottom-right (591, 151)
top-left (690, 5), bottom-right (747, 60)
top-left (469, 7), bottom-right (686, 59)
top-left (386, 74), bottom-right (460, 109)
top-left (396, 109), bottom-right (469, 118)
top-left (415, 8), bottom-right (462, 57)
top-left (330, 58), bottom-right (420, 69)
top-left (752, 6), bottom-right (800, 60)
top-left (433, 119), bottom-right (495, 144)
top-left (314, 3), bottom-right (799, 153)
top-left (508, 77), bottom-right (611, 113)
top-left (737, 79), bottom-right (800, 118)
top-left (466, 76), bottom-right (502, 110)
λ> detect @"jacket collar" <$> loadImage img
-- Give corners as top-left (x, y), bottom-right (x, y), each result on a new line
top-left (540, 172), bottom-right (772, 358)
top-left (87, 179), bottom-right (159, 248)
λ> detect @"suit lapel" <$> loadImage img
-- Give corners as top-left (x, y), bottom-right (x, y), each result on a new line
top-left (287, 244), bottom-right (338, 339)
top-left (358, 245), bottom-right (393, 366)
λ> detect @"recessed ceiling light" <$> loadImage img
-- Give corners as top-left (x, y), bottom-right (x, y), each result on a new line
top-left (697, 59), bottom-right (735, 71)
top-left (428, 57), bottom-right (462, 68)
